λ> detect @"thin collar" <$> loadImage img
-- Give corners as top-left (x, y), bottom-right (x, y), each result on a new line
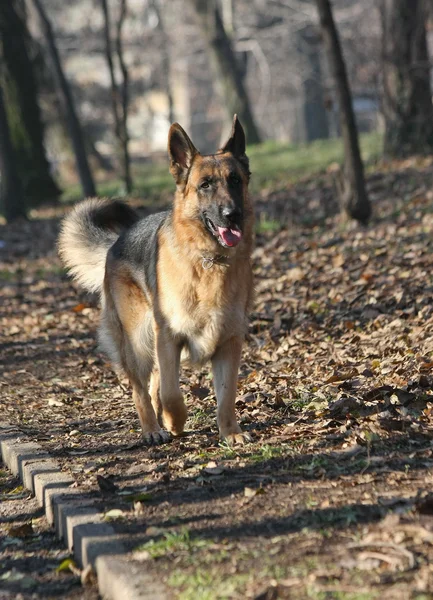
top-left (201, 254), bottom-right (231, 270)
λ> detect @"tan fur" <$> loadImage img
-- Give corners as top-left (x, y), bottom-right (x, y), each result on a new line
top-left (147, 151), bottom-right (254, 443)
top-left (59, 117), bottom-right (254, 445)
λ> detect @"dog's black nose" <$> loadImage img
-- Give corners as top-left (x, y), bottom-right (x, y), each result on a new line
top-left (221, 205), bottom-right (241, 221)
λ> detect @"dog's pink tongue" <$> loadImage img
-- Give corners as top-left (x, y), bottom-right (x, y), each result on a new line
top-left (217, 226), bottom-right (242, 247)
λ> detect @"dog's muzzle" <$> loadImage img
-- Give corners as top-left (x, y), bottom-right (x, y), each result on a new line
top-left (204, 211), bottom-right (243, 248)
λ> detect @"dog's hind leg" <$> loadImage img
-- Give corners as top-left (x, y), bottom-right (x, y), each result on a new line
top-left (103, 271), bottom-right (170, 445)
top-left (126, 325), bottom-right (171, 445)
top-left (155, 327), bottom-right (187, 436)
top-left (131, 382), bottom-right (170, 445)
top-left (125, 326), bottom-right (171, 445)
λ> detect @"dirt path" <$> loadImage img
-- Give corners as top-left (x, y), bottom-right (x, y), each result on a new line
top-left (1, 161), bottom-right (433, 599)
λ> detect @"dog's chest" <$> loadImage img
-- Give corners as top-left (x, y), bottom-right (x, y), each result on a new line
top-left (168, 294), bottom-right (225, 362)
top-left (182, 313), bottom-right (226, 364)
top-left (161, 276), bottom-right (244, 364)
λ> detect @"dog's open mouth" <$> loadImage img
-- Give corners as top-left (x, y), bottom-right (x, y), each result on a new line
top-left (205, 218), bottom-right (242, 248)
top-left (217, 225), bottom-right (242, 247)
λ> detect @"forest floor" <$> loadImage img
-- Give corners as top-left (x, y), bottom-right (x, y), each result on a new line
top-left (1, 153), bottom-right (433, 599)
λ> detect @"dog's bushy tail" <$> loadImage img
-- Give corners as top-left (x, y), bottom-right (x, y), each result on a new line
top-left (58, 198), bottom-right (139, 293)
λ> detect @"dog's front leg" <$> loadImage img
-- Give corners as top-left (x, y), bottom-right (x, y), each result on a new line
top-left (212, 336), bottom-right (252, 445)
top-left (156, 329), bottom-right (187, 435)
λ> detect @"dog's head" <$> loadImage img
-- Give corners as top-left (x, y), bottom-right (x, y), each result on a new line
top-left (168, 115), bottom-right (251, 250)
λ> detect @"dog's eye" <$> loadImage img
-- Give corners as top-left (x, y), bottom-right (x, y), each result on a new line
top-left (200, 180), bottom-right (211, 189)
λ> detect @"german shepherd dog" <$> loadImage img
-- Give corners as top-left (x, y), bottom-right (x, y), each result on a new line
top-left (59, 115), bottom-right (254, 445)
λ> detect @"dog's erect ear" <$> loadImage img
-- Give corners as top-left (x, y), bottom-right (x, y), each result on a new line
top-left (168, 123), bottom-right (198, 185)
top-left (220, 115), bottom-right (249, 173)
top-left (220, 114), bottom-right (246, 157)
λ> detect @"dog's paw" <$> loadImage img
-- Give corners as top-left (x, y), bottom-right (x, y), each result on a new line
top-left (142, 429), bottom-right (172, 445)
top-left (223, 431), bottom-right (253, 446)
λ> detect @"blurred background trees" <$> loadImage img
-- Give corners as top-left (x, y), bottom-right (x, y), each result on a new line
top-left (31, 0), bottom-right (97, 198)
top-left (0, 0), bottom-right (60, 215)
top-left (1, 0), bottom-right (433, 223)
top-left (100, 0), bottom-right (132, 193)
top-left (190, 0), bottom-right (261, 144)
top-left (0, 86), bottom-right (26, 222)
top-left (316, 0), bottom-right (370, 224)
top-left (381, 0), bottom-right (433, 158)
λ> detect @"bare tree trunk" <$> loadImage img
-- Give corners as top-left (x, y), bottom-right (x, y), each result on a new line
top-left (190, 0), bottom-right (261, 145)
top-left (31, 0), bottom-right (96, 198)
top-left (381, 0), bottom-right (433, 157)
top-left (152, 0), bottom-right (174, 124)
top-left (315, 0), bottom-right (371, 224)
top-left (298, 26), bottom-right (329, 142)
top-left (87, 141), bottom-right (115, 173)
top-left (0, 85), bottom-right (27, 221)
top-left (0, 0), bottom-right (60, 207)
top-left (100, 0), bottom-right (132, 194)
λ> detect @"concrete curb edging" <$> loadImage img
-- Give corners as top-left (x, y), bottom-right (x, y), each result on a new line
top-left (0, 424), bottom-right (167, 600)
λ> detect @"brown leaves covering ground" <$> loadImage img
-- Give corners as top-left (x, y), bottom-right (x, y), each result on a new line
top-left (1, 157), bottom-right (433, 599)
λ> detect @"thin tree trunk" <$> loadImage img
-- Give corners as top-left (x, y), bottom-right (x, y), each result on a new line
top-left (100, 0), bottom-right (132, 194)
top-left (315, 0), bottom-right (371, 224)
top-left (0, 0), bottom-right (60, 207)
top-left (381, 0), bottom-right (433, 157)
top-left (31, 0), bottom-right (96, 198)
top-left (87, 141), bottom-right (115, 173)
top-left (152, 0), bottom-right (174, 124)
top-left (190, 0), bottom-right (261, 145)
top-left (115, 0), bottom-right (132, 193)
top-left (0, 85), bottom-right (27, 221)
top-left (299, 26), bottom-right (329, 142)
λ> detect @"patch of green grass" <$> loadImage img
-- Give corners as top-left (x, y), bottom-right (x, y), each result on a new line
top-left (135, 528), bottom-right (210, 559)
top-left (255, 216), bottom-right (281, 233)
top-left (168, 553), bottom-right (294, 600)
top-left (61, 159), bottom-right (174, 205)
top-left (296, 455), bottom-right (332, 473)
top-left (197, 441), bottom-right (293, 466)
top-left (0, 269), bottom-right (20, 281)
top-left (194, 443), bottom-right (241, 463)
top-left (35, 265), bottom-right (66, 278)
top-left (290, 399), bottom-right (312, 411)
top-left (247, 131), bottom-right (382, 193)
top-left (168, 569), bottom-right (250, 600)
top-left (287, 388), bottom-right (315, 411)
top-left (152, 532), bottom-right (381, 600)
top-left (61, 132), bottom-right (383, 204)
top-left (308, 591), bottom-right (377, 600)
top-left (248, 443), bottom-right (292, 462)
top-left (186, 407), bottom-right (212, 429)
top-left (217, 441), bottom-right (245, 458)
top-left (167, 553), bottom-right (332, 600)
